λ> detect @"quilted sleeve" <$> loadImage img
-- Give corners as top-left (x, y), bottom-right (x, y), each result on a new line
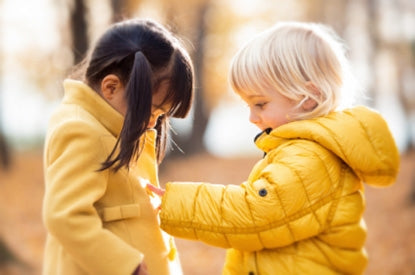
top-left (159, 141), bottom-right (344, 252)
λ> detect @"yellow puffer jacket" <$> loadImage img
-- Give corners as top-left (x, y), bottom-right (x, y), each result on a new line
top-left (159, 106), bottom-right (400, 275)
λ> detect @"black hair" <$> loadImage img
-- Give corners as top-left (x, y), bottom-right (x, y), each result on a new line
top-left (78, 18), bottom-right (193, 171)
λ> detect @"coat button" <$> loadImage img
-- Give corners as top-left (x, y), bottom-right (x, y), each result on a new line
top-left (258, 188), bottom-right (267, 197)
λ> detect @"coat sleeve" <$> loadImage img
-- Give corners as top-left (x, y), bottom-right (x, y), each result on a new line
top-left (43, 120), bottom-right (142, 275)
top-left (159, 141), bottom-right (344, 252)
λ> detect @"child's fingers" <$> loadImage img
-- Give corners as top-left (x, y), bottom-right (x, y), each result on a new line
top-left (146, 183), bottom-right (165, 197)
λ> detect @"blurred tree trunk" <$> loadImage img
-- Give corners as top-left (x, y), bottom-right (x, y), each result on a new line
top-left (0, 238), bottom-right (22, 269)
top-left (0, 134), bottom-right (10, 170)
top-left (70, 0), bottom-right (88, 64)
top-left (111, 0), bottom-right (142, 22)
top-left (181, 2), bottom-right (210, 154)
top-left (0, 85), bottom-right (10, 170)
top-left (0, 3), bottom-right (11, 171)
top-left (111, 0), bottom-right (132, 23)
top-left (111, 0), bottom-right (127, 22)
top-left (167, 1), bottom-right (211, 157)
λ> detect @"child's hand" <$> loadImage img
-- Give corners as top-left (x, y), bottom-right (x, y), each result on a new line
top-left (146, 183), bottom-right (165, 197)
top-left (138, 177), bottom-right (164, 212)
top-left (145, 183), bottom-right (165, 213)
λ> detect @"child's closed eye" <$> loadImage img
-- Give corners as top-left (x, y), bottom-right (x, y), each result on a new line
top-left (255, 102), bottom-right (268, 109)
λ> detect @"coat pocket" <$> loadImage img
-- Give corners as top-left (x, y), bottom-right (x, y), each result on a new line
top-left (98, 204), bottom-right (141, 222)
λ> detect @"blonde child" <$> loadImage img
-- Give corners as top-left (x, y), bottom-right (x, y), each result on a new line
top-left (42, 18), bottom-right (194, 275)
top-left (148, 22), bottom-right (400, 274)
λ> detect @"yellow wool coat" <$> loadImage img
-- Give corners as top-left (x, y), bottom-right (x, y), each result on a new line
top-left (42, 79), bottom-right (181, 275)
top-left (159, 106), bottom-right (400, 275)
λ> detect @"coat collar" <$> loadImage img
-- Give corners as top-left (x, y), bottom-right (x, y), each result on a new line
top-left (63, 79), bottom-right (124, 137)
top-left (254, 127), bottom-right (286, 154)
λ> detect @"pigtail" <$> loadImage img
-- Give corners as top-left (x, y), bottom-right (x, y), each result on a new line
top-left (100, 51), bottom-right (153, 171)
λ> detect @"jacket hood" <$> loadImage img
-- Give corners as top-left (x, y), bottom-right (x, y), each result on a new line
top-left (255, 106), bottom-right (400, 187)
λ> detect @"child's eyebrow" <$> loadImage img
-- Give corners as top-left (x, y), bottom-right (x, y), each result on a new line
top-left (247, 95), bottom-right (266, 99)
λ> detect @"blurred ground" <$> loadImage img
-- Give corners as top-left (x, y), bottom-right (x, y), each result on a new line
top-left (0, 150), bottom-right (414, 275)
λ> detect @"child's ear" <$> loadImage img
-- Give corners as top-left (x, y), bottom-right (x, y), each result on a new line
top-left (100, 74), bottom-right (122, 100)
top-left (302, 81), bottom-right (321, 111)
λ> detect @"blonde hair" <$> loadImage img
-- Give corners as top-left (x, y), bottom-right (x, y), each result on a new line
top-left (230, 21), bottom-right (358, 119)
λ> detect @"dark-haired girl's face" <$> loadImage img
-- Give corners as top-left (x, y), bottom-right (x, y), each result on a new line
top-left (148, 81), bottom-right (172, 129)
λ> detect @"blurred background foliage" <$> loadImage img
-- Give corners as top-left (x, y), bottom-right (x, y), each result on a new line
top-left (0, 0), bottom-right (414, 162)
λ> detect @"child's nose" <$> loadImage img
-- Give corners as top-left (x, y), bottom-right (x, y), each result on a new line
top-left (147, 117), bottom-right (158, 128)
top-left (249, 110), bottom-right (260, 124)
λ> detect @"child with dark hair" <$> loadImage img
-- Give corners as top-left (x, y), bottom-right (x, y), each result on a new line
top-left (42, 18), bottom-right (194, 275)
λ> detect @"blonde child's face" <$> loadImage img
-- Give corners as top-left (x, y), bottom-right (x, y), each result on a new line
top-left (240, 90), bottom-right (298, 131)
